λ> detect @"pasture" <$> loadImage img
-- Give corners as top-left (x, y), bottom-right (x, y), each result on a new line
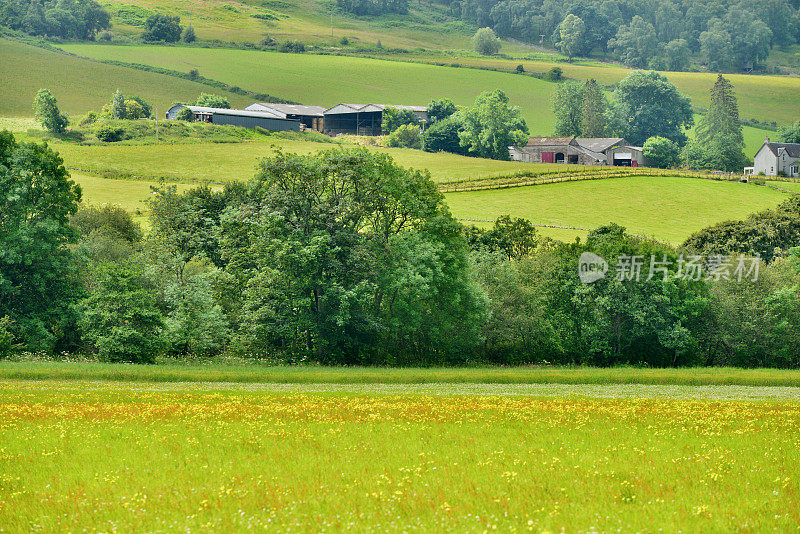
top-left (2, 378), bottom-right (799, 532)
top-left (57, 43), bottom-right (558, 133)
top-left (0, 38), bottom-right (251, 116)
top-left (444, 176), bottom-right (790, 243)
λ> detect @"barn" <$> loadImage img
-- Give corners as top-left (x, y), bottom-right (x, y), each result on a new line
top-left (165, 105), bottom-right (301, 132)
top-left (244, 103), bottom-right (327, 132)
top-left (322, 104), bottom-right (427, 136)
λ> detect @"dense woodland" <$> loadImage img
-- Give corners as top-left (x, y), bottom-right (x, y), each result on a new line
top-left (2, 127), bottom-right (800, 368)
top-left (0, 0), bottom-right (109, 39)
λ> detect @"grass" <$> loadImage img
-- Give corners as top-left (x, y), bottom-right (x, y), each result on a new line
top-left (2, 379), bottom-right (799, 532)
top-left (444, 176), bottom-right (790, 244)
top-left (0, 37), bottom-right (253, 116)
top-left (52, 138), bottom-right (555, 184)
top-left (6, 361), bottom-right (800, 386)
top-left (57, 43), bottom-right (558, 133)
top-left (768, 180), bottom-right (800, 193)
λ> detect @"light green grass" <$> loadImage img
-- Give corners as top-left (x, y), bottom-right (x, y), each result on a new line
top-left (53, 139), bottom-right (556, 183)
top-left (57, 43), bottom-right (558, 133)
top-left (0, 38), bottom-right (252, 116)
top-left (72, 173), bottom-right (202, 212)
top-left (444, 176), bottom-right (790, 244)
top-left (768, 180), bottom-right (800, 193)
top-left (2, 379), bottom-right (799, 532)
top-left (6, 361), bottom-right (800, 386)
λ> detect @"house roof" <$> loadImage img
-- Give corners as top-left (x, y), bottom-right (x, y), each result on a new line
top-left (765, 142), bottom-right (800, 158)
top-left (246, 103), bottom-right (327, 117)
top-left (576, 138), bottom-right (626, 152)
top-left (182, 105), bottom-right (294, 120)
top-left (323, 103), bottom-right (427, 115)
top-left (525, 136), bottom-right (576, 146)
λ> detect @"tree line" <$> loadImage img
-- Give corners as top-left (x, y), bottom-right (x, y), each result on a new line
top-left (2, 130), bottom-right (800, 367)
top-left (446, 0), bottom-right (797, 70)
top-left (0, 0), bottom-right (110, 40)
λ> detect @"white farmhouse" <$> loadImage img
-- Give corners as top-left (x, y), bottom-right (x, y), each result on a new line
top-left (751, 138), bottom-right (800, 177)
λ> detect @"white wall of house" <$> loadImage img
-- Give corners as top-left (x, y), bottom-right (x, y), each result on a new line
top-left (753, 145), bottom-right (777, 175)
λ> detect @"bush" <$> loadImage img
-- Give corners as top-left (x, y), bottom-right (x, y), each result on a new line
top-left (472, 27), bottom-right (501, 55)
top-left (95, 123), bottom-right (125, 142)
top-left (97, 30), bottom-right (113, 41)
top-left (176, 107), bottom-right (195, 121)
top-left (422, 114), bottom-right (467, 154)
top-left (188, 68), bottom-right (200, 80)
top-left (643, 136), bottom-right (680, 168)
top-left (182, 25), bottom-right (196, 43)
top-left (79, 111), bottom-right (98, 127)
top-left (141, 14), bottom-right (181, 42)
top-left (547, 67), bottom-right (563, 81)
top-left (195, 93), bottom-right (231, 109)
top-left (0, 316), bottom-right (14, 358)
top-left (515, 64), bottom-right (525, 73)
top-left (278, 40), bottom-right (305, 53)
top-left (386, 123), bottom-right (421, 149)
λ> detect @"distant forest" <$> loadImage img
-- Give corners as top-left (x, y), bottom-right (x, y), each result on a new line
top-left (0, 0), bottom-right (110, 40)
top-left (341, 0), bottom-right (799, 71)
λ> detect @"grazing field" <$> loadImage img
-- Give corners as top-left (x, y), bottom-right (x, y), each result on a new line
top-left (57, 43), bottom-right (558, 133)
top-left (0, 38), bottom-right (251, 116)
top-left (2, 379), bottom-right (799, 532)
top-left (54, 139), bottom-right (558, 184)
top-left (444, 176), bottom-right (790, 243)
top-left (769, 180), bottom-right (800, 193)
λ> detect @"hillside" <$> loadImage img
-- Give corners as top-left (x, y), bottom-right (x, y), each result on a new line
top-left (0, 38), bottom-right (253, 116)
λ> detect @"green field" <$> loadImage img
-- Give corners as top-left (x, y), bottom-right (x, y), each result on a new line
top-left (57, 43), bottom-right (558, 132)
top-left (444, 176), bottom-right (790, 243)
top-left (0, 38), bottom-right (252, 116)
top-left (2, 378), bottom-right (799, 532)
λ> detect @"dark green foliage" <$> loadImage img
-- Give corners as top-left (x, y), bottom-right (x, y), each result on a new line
top-left (0, 131), bottom-right (82, 353)
top-left (551, 82), bottom-right (583, 137)
top-left (182, 24), bottom-right (196, 43)
top-left (78, 262), bottom-right (164, 363)
top-left (381, 106), bottom-right (418, 135)
top-left (459, 90), bottom-right (529, 160)
top-left (176, 107), bottom-right (194, 121)
top-left (611, 71), bottom-right (694, 146)
top-left (336, 0), bottom-right (408, 15)
top-left (779, 121), bottom-right (800, 143)
top-left (0, 0), bottom-right (110, 39)
top-left (546, 67), bottom-right (563, 81)
top-left (608, 15), bottom-right (658, 68)
top-left (554, 14), bottom-right (584, 60)
top-left (465, 216), bottom-right (539, 259)
top-left (33, 89), bottom-right (68, 134)
top-left (643, 136), bottom-right (681, 168)
top-left (71, 204), bottom-right (142, 243)
top-left (141, 14), bottom-right (181, 42)
top-left (580, 79), bottom-right (606, 138)
top-left (277, 40), bottom-right (305, 53)
top-left (94, 123), bottom-right (125, 142)
top-left (682, 196), bottom-right (800, 265)
top-left (426, 98), bottom-right (457, 125)
top-left (663, 39), bottom-right (691, 71)
top-left (219, 149), bottom-right (486, 364)
top-left (422, 114), bottom-right (468, 155)
top-left (0, 315), bottom-right (14, 358)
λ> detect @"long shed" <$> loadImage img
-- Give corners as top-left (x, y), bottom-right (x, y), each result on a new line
top-left (165, 105), bottom-right (301, 132)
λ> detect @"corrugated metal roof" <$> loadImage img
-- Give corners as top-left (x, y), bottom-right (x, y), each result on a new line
top-left (324, 103), bottom-right (427, 115)
top-left (247, 103), bottom-right (327, 116)
top-left (183, 105), bottom-right (286, 120)
top-left (576, 138), bottom-right (626, 152)
top-left (525, 137), bottom-right (575, 146)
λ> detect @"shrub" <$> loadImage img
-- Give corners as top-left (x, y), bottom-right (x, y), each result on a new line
top-left (182, 25), bottom-right (196, 43)
top-left (79, 111), bottom-right (98, 127)
top-left (515, 64), bottom-right (524, 73)
top-left (176, 107), bottom-right (195, 121)
top-left (33, 89), bottom-right (68, 134)
top-left (278, 40), bottom-right (305, 53)
top-left (95, 123), bottom-right (125, 142)
top-left (547, 66), bottom-right (563, 81)
top-left (0, 316), bottom-right (14, 358)
top-left (141, 14), bottom-right (181, 42)
top-left (472, 27), bottom-right (501, 55)
top-left (643, 136), bottom-right (681, 168)
top-left (386, 123), bottom-right (421, 149)
top-left (188, 68), bottom-right (200, 80)
top-left (97, 30), bottom-right (113, 41)
top-left (195, 93), bottom-right (231, 109)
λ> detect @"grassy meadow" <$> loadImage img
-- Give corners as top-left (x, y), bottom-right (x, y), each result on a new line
top-left (444, 176), bottom-right (790, 243)
top-left (0, 38), bottom-right (252, 116)
top-left (2, 379), bottom-right (799, 532)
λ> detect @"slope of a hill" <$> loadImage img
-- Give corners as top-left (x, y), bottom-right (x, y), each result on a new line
top-left (444, 177), bottom-right (790, 244)
top-left (56, 43), bottom-right (557, 132)
top-left (0, 38), bottom-right (253, 116)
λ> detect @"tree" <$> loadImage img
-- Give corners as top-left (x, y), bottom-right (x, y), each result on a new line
top-left (381, 106), bottom-right (418, 134)
top-left (78, 261), bottom-right (164, 363)
top-left (472, 27), bottom-right (501, 55)
top-left (32, 89), bottom-right (68, 134)
top-left (385, 123), bottom-right (421, 149)
top-left (608, 15), bottom-right (658, 68)
top-left (459, 90), bottom-right (529, 160)
top-left (700, 26), bottom-right (734, 71)
top-left (551, 82), bottom-right (584, 137)
top-left (554, 14), bottom-right (585, 60)
top-left (219, 149), bottom-right (486, 363)
top-left (0, 131), bottom-right (82, 352)
top-left (124, 99), bottom-right (144, 120)
top-left (422, 114), bottom-right (468, 155)
top-left (581, 79), bottom-right (606, 138)
top-left (611, 71), bottom-right (694, 146)
top-left (643, 136), bottom-right (680, 168)
top-left (195, 93), bottom-right (231, 109)
top-left (110, 89), bottom-right (125, 119)
top-left (426, 98), bottom-right (457, 125)
top-left (663, 39), bottom-right (691, 71)
top-left (779, 121), bottom-right (800, 143)
top-left (182, 24), bottom-right (196, 43)
top-left (686, 74), bottom-right (748, 172)
top-left (141, 14), bottom-right (181, 42)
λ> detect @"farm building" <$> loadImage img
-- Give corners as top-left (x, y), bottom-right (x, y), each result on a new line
top-left (244, 103), bottom-right (327, 132)
top-left (322, 104), bottom-right (428, 136)
top-left (510, 137), bottom-right (644, 167)
top-left (165, 105), bottom-right (301, 132)
top-left (748, 138), bottom-right (800, 177)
